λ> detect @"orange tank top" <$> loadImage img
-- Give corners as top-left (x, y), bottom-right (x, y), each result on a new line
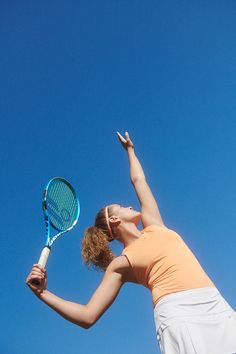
top-left (121, 224), bottom-right (216, 308)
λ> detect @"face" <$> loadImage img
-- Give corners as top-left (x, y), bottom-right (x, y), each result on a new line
top-left (108, 204), bottom-right (141, 226)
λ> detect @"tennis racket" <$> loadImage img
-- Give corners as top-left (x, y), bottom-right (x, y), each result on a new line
top-left (33, 177), bottom-right (80, 285)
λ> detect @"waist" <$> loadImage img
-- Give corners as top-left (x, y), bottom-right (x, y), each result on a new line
top-left (153, 286), bottom-right (234, 332)
top-left (151, 274), bottom-right (216, 307)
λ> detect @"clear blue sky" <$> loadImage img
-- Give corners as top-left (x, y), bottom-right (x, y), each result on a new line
top-left (1, 1), bottom-right (236, 353)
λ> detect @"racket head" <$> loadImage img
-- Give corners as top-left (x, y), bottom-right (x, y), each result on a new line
top-left (43, 177), bottom-right (80, 232)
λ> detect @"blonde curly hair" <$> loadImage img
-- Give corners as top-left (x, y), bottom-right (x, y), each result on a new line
top-left (81, 206), bottom-right (116, 272)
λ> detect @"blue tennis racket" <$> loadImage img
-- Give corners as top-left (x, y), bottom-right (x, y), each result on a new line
top-left (33, 177), bottom-right (80, 284)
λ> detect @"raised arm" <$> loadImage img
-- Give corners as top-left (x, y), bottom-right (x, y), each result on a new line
top-left (26, 256), bottom-right (127, 329)
top-left (117, 131), bottom-right (166, 228)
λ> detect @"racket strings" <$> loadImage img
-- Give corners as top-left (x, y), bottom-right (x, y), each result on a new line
top-left (46, 179), bottom-right (78, 231)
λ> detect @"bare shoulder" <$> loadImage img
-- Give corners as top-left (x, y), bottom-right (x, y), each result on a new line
top-left (108, 255), bottom-right (130, 273)
top-left (108, 256), bottom-right (138, 284)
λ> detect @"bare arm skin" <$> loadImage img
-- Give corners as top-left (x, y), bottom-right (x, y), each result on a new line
top-left (26, 257), bottom-right (129, 329)
top-left (117, 131), bottom-right (166, 228)
top-left (128, 149), bottom-right (165, 227)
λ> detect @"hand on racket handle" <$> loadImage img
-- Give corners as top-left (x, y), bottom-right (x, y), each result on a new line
top-left (26, 264), bottom-right (47, 295)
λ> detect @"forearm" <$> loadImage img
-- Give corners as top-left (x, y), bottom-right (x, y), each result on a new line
top-left (38, 290), bottom-right (92, 329)
top-left (127, 148), bottom-right (146, 183)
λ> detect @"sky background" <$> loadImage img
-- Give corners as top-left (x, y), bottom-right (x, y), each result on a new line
top-left (1, 0), bottom-right (236, 353)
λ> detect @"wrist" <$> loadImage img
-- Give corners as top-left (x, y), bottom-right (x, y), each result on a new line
top-left (37, 288), bottom-right (49, 300)
top-left (127, 146), bottom-right (135, 154)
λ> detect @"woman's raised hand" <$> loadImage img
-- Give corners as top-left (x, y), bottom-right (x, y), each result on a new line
top-left (116, 131), bottom-right (134, 151)
top-left (26, 264), bottom-right (47, 296)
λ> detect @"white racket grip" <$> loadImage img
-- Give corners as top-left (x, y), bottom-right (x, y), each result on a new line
top-left (38, 246), bottom-right (51, 267)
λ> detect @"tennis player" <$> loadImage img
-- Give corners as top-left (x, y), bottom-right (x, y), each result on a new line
top-left (26, 131), bottom-right (236, 353)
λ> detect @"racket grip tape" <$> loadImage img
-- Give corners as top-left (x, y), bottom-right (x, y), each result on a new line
top-left (32, 246), bottom-right (51, 286)
top-left (38, 246), bottom-right (51, 267)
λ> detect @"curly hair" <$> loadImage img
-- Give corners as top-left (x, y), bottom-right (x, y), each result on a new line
top-left (81, 206), bottom-right (116, 272)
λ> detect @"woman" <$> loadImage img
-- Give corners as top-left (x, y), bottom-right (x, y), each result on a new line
top-left (26, 131), bottom-right (236, 354)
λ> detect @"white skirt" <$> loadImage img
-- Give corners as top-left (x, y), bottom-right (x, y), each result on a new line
top-left (153, 287), bottom-right (236, 354)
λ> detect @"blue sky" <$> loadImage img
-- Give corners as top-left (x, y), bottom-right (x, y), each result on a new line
top-left (1, 1), bottom-right (236, 353)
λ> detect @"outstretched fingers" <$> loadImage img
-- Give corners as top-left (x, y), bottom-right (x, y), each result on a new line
top-left (116, 131), bottom-right (126, 143)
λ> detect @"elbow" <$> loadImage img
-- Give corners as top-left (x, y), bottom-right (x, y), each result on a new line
top-left (79, 304), bottom-right (102, 329)
top-left (76, 320), bottom-right (93, 330)
top-left (83, 319), bottom-right (94, 329)
top-left (82, 314), bottom-right (101, 329)
top-left (77, 314), bottom-right (95, 330)
top-left (82, 323), bottom-right (92, 330)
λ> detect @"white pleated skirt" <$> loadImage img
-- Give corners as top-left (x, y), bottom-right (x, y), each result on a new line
top-left (153, 287), bottom-right (236, 354)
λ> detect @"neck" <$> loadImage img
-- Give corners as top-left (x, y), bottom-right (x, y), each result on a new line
top-left (116, 222), bottom-right (142, 248)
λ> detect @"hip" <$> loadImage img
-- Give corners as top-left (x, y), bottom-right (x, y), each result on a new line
top-left (154, 286), bottom-right (235, 333)
top-left (153, 287), bottom-right (236, 353)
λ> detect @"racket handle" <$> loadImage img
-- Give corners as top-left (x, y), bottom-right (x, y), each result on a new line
top-left (38, 246), bottom-right (51, 267)
top-left (32, 246), bottom-right (51, 286)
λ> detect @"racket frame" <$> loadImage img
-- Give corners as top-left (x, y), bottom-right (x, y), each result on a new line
top-left (38, 177), bottom-right (80, 267)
